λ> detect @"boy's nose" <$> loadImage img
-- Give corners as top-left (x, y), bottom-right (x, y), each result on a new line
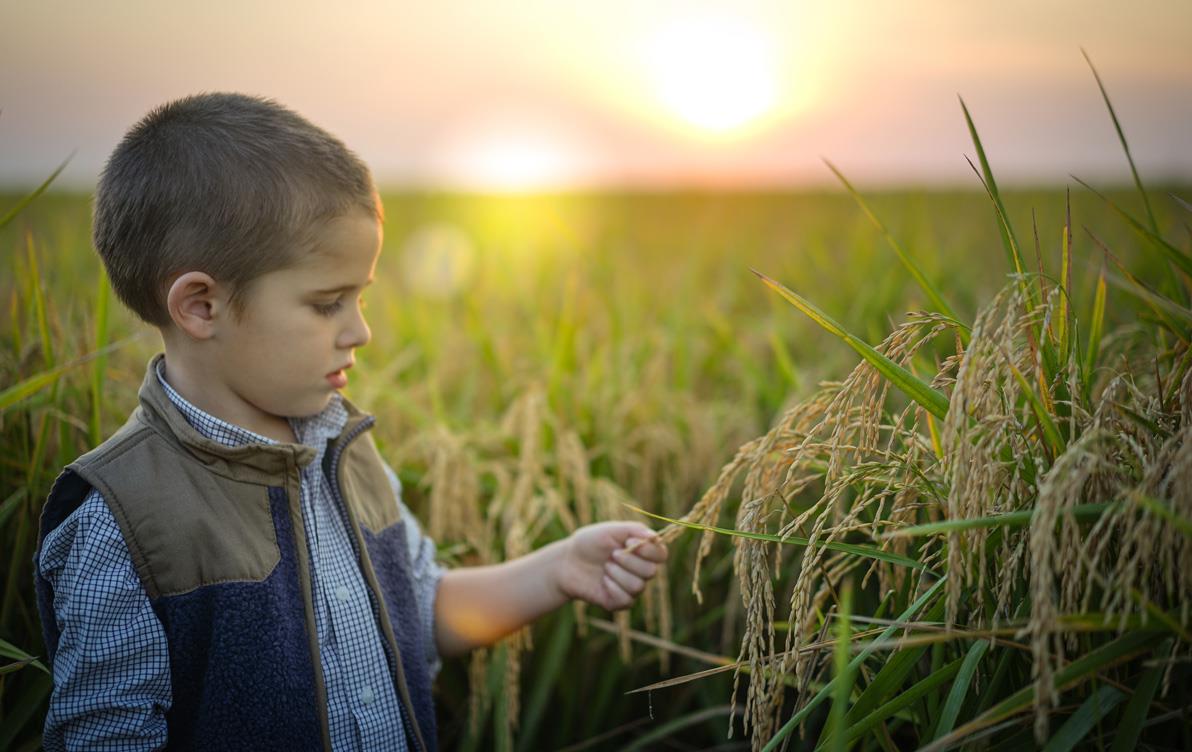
top-left (339, 305), bottom-right (371, 349)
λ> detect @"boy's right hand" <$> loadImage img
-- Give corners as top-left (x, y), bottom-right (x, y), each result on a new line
top-left (554, 522), bottom-right (669, 611)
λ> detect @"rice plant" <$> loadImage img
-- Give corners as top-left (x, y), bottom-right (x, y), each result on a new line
top-left (646, 58), bottom-right (1191, 750)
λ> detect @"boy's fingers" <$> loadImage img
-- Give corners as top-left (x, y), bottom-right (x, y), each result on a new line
top-left (611, 547), bottom-right (658, 579)
top-left (602, 574), bottom-right (632, 609)
top-left (604, 561), bottom-right (644, 595)
top-left (623, 537), bottom-right (668, 562)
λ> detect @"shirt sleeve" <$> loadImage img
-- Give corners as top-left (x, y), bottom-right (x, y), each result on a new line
top-left (38, 488), bottom-right (172, 752)
top-left (380, 461), bottom-right (445, 678)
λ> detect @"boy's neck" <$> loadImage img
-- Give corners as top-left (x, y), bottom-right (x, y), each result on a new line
top-left (159, 346), bottom-right (298, 445)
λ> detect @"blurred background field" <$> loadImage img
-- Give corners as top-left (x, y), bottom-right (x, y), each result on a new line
top-left (3, 182), bottom-right (1187, 749)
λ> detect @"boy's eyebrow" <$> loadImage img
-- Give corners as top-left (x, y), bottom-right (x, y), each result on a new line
top-left (312, 279), bottom-right (374, 295)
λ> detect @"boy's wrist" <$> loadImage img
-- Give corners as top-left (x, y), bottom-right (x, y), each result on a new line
top-left (540, 536), bottom-right (573, 604)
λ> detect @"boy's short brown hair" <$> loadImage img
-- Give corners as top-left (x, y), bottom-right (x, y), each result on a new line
top-left (93, 92), bottom-right (383, 326)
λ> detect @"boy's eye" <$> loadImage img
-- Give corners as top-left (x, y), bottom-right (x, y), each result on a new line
top-left (312, 298), bottom-right (344, 317)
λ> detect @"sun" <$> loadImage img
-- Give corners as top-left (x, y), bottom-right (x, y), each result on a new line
top-left (645, 15), bottom-right (778, 135)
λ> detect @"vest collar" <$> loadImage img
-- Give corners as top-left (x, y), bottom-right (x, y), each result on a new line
top-left (135, 353), bottom-right (374, 483)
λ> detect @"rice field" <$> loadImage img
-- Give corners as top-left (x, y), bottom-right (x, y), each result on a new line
top-left (2, 98), bottom-right (1190, 749)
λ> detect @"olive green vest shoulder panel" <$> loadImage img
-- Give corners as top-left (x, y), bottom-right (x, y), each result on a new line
top-left (70, 411), bottom-right (282, 601)
top-left (339, 431), bottom-right (402, 534)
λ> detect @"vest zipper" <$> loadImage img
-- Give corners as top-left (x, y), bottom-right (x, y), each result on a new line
top-left (325, 417), bottom-right (430, 752)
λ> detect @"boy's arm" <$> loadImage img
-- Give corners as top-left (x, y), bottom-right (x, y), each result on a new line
top-left (433, 522), bottom-right (667, 657)
top-left (38, 489), bottom-right (171, 752)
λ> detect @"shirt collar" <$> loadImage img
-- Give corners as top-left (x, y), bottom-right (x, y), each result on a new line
top-left (154, 357), bottom-right (350, 450)
top-left (132, 354), bottom-right (374, 483)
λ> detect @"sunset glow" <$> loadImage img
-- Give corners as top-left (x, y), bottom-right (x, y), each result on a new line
top-left (645, 16), bottom-right (778, 135)
top-left (1, 2), bottom-right (1190, 189)
top-left (436, 124), bottom-right (589, 191)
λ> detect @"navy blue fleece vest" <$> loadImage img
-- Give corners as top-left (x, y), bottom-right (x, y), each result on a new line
top-left (34, 358), bottom-right (438, 751)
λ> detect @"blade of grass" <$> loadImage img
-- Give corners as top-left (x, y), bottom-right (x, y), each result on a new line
top-left (1131, 493), bottom-right (1192, 539)
top-left (752, 270), bottom-right (950, 420)
top-left (0, 673), bottom-right (52, 751)
top-left (1108, 640), bottom-right (1169, 752)
top-left (828, 597), bottom-right (948, 740)
top-left (1057, 191), bottom-right (1073, 362)
top-left (761, 577), bottom-right (948, 752)
top-left (621, 502), bottom-right (927, 570)
top-left (620, 706), bottom-right (739, 752)
top-left (0, 489), bottom-right (28, 528)
top-left (1083, 263), bottom-right (1107, 401)
top-left (1001, 351), bottom-right (1066, 457)
top-left (89, 272), bottom-right (111, 446)
top-left (1041, 685), bottom-right (1125, 752)
top-left (959, 97), bottom-right (1024, 281)
top-left (883, 503), bottom-right (1114, 539)
top-left (823, 159), bottom-right (963, 332)
top-left (0, 154), bottom-right (73, 231)
top-left (919, 629), bottom-right (1162, 752)
top-left (0, 638), bottom-right (47, 675)
top-left (826, 579), bottom-right (854, 752)
top-left (932, 639), bottom-right (991, 741)
top-left (1082, 48), bottom-right (1157, 234)
top-left (1074, 176), bottom-right (1192, 277)
top-left (0, 334), bottom-right (145, 413)
top-left (822, 657), bottom-right (964, 751)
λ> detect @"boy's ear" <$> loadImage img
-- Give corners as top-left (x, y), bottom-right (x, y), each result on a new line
top-left (166, 271), bottom-right (225, 341)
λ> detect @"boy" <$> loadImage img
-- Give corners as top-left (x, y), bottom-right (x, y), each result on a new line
top-left (33, 92), bottom-right (668, 751)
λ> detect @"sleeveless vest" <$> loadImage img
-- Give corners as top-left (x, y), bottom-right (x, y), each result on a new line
top-left (34, 355), bottom-right (438, 751)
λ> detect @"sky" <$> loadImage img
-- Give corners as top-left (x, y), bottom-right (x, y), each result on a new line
top-left (2, 0), bottom-right (1191, 190)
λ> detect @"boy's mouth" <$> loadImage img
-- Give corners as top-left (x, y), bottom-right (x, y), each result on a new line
top-left (326, 368), bottom-right (349, 389)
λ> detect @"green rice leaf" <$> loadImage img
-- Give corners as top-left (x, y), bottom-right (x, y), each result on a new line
top-left (1003, 353), bottom-right (1065, 457)
top-left (959, 98), bottom-right (1025, 281)
top-left (826, 579), bottom-right (854, 752)
top-left (1041, 685), bottom-right (1125, 752)
top-left (621, 706), bottom-right (738, 752)
top-left (0, 638), bottom-right (47, 675)
top-left (1105, 272), bottom-right (1192, 326)
top-left (1108, 640), bottom-right (1169, 752)
top-left (883, 503), bottom-right (1114, 539)
top-left (752, 270), bottom-right (950, 420)
top-left (621, 502), bottom-right (927, 570)
top-left (0, 154), bottom-right (72, 231)
top-left (823, 159), bottom-right (962, 332)
top-left (90, 272), bottom-right (112, 446)
top-left (0, 335), bottom-right (144, 414)
top-left (921, 629), bottom-right (1161, 752)
top-left (0, 489), bottom-right (28, 528)
top-left (834, 598), bottom-right (947, 734)
top-left (1083, 264), bottom-right (1107, 400)
top-left (1075, 176), bottom-right (1192, 277)
top-left (1082, 48), bottom-right (1158, 234)
top-left (822, 656), bottom-right (964, 750)
top-left (932, 639), bottom-right (990, 741)
top-left (762, 577), bottom-right (948, 752)
top-left (0, 364), bottom-right (72, 413)
top-left (1131, 493), bottom-right (1192, 539)
top-left (0, 672), bottom-right (51, 751)
top-left (1058, 193), bottom-right (1073, 362)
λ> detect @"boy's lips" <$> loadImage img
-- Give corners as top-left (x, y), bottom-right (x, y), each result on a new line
top-left (326, 366), bottom-right (350, 389)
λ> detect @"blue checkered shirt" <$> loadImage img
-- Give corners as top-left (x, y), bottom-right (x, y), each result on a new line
top-left (38, 360), bottom-right (444, 751)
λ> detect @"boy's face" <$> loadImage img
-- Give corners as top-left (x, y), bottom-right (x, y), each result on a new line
top-left (215, 209), bottom-right (381, 420)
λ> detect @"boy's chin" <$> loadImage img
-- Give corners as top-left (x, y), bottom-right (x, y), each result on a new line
top-left (288, 392), bottom-right (336, 418)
